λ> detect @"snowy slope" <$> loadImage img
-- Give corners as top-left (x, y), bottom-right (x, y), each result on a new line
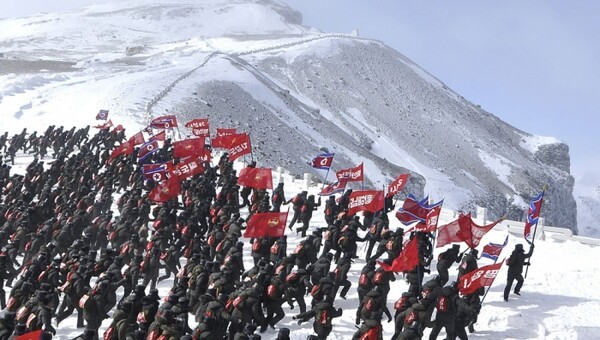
top-left (0, 1), bottom-right (581, 230)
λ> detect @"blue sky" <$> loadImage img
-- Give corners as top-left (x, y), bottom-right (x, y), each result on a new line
top-left (2, 0), bottom-right (598, 180)
top-left (281, 0), bottom-right (600, 181)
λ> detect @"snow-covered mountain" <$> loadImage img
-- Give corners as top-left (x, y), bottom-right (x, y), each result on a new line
top-left (0, 0), bottom-right (578, 233)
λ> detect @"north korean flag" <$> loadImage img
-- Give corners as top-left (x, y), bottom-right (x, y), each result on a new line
top-left (311, 153), bottom-right (334, 170)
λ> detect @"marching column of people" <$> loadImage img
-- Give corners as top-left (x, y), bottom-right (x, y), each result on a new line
top-left (0, 126), bottom-right (530, 340)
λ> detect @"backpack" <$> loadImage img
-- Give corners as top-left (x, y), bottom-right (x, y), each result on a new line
top-left (270, 243), bottom-right (279, 255)
top-left (373, 271), bottom-right (384, 284)
top-left (404, 309), bottom-right (417, 324)
top-left (267, 284), bottom-right (277, 298)
top-left (436, 295), bottom-right (449, 313)
top-left (394, 296), bottom-right (407, 310)
top-left (319, 309), bottom-right (329, 325)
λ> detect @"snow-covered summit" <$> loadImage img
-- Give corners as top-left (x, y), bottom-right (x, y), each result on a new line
top-left (0, 0), bottom-right (577, 233)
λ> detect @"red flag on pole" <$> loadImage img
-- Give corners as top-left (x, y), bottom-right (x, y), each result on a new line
top-left (148, 177), bottom-right (181, 203)
top-left (170, 157), bottom-right (204, 180)
top-left (436, 213), bottom-right (502, 248)
top-left (378, 237), bottom-right (419, 272)
top-left (244, 212), bottom-right (288, 238)
top-left (415, 204), bottom-right (442, 232)
top-left (387, 173), bottom-right (410, 198)
top-left (173, 138), bottom-right (205, 159)
top-left (227, 133), bottom-right (252, 162)
top-left (108, 140), bottom-right (134, 161)
top-left (347, 190), bottom-right (384, 216)
top-left (211, 128), bottom-right (237, 148)
top-left (128, 131), bottom-right (145, 146)
top-left (185, 118), bottom-right (210, 137)
top-left (458, 260), bottom-right (504, 296)
top-left (336, 163), bottom-right (364, 182)
top-left (237, 167), bottom-right (273, 189)
top-left (153, 130), bottom-right (166, 142)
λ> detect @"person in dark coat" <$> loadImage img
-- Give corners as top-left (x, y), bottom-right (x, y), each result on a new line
top-left (271, 182), bottom-right (286, 212)
top-left (322, 196), bottom-right (339, 226)
top-left (504, 243), bottom-right (534, 301)
top-left (297, 195), bottom-right (321, 237)
top-left (293, 294), bottom-right (343, 340)
top-left (428, 283), bottom-right (472, 340)
top-left (286, 191), bottom-right (307, 230)
top-left (436, 244), bottom-right (462, 286)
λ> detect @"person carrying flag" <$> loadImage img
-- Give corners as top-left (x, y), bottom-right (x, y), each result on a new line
top-left (503, 243), bottom-right (534, 301)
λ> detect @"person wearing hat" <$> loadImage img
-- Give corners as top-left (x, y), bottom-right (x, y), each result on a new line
top-left (504, 243), bottom-right (534, 301)
top-left (139, 288), bottom-right (161, 335)
top-left (436, 244), bottom-right (463, 286)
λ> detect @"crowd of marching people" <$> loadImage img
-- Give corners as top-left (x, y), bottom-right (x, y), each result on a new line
top-left (0, 123), bottom-right (533, 340)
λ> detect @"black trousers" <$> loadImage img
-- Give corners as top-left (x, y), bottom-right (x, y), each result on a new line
top-left (504, 271), bottom-right (524, 300)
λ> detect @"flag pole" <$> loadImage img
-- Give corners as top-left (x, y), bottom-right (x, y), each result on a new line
top-left (321, 167), bottom-right (330, 190)
top-left (525, 184), bottom-right (547, 278)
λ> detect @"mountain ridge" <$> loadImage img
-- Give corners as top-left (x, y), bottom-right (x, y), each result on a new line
top-left (0, 0), bottom-right (579, 233)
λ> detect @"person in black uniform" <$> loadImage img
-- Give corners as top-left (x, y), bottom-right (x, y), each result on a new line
top-left (504, 243), bottom-right (534, 301)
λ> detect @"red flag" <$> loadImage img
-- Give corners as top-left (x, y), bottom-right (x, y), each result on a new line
top-left (311, 153), bottom-right (334, 170)
top-left (336, 163), bottom-right (364, 182)
top-left (150, 115), bottom-right (178, 129)
top-left (113, 124), bottom-right (125, 133)
top-left (94, 119), bottom-right (113, 129)
top-left (15, 330), bottom-right (43, 340)
top-left (148, 177), bottom-right (181, 203)
top-left (415, 205), bottom-right (442, 232)
top-left (170, 157), bottom-right (204, 180)
top-left (217, 128), bottom-right (236, 136)
top-left (237, 167), bottom-right (273, 189)
top-left (109, 140), bottom-right (134, 161)
top-left (227, 133), bottom-right (252, 161)
top-left (458, 260), bottom-right (504, 296)
top-left (173, 138), bottom-right (205, 159)
top-left (153, 130), bottom-right (166, 141)
top-left (185, 118), bottom-right (210, 137)
top-left (211, 128), bottom-right (237, 148)
top-left (378, 237), bottom-right (419, 272)
top-left (347, 190), bottom-right (384, 216)
top-left (436, 213), bottom-right (502, 248)
top-left (96, 109), bottom-right (109, 120)
top-left (318, 179), bottom-right (348, 196)
top-left (138, 139), bottom-right (159, 160)
top-left (387, 173), bottom-right (410, 198)
top-left (524, 191), bottom-right (544, 242)
top-left (128, 131), bottom-right (145, 146)
top-left (244, 212), bottom-right (288, 238)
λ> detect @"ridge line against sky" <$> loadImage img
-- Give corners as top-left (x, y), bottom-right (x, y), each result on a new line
top-left (280, 0), bottom-right (600, 183)
top-left (1, 0), bottom-right (598, 184)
